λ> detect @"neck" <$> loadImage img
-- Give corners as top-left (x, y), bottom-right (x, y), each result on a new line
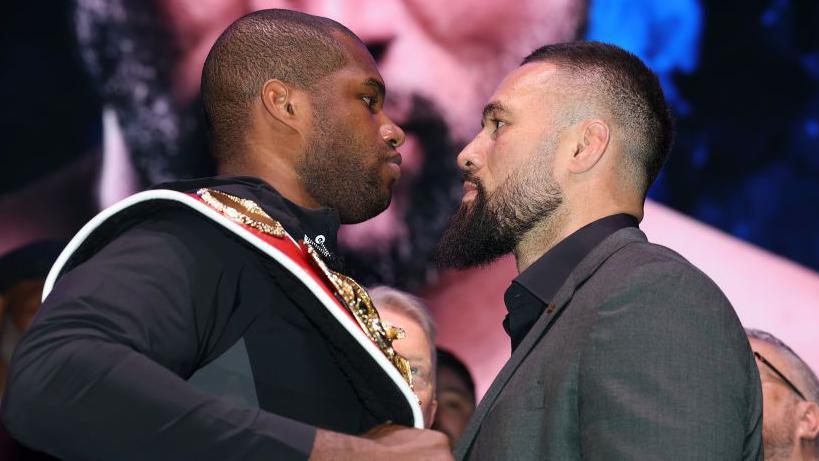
top-left (513, 206), bottom-right (568, 273)
top-left (218, 139), bottom-right (320, 209)
top-left (513, 202), bottom-right (640, 274)
top-left (795, 439), bottom-right (819, 461)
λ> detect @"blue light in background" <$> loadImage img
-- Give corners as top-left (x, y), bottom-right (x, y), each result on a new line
top-left (806, 119), bottom-right (819, 138)
top-left (585, 0), bottom-right (703, 116)
top-left (761, 0), bottom-right (790, 27)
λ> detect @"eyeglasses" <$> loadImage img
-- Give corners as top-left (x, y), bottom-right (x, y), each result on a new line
top-left (753, 351), bottom-right (807, 401)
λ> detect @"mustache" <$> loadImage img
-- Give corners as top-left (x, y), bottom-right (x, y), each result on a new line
top-left (461, 172), bottom-right (479, 185)
top-left (461, 172), bottom-right (486, 196)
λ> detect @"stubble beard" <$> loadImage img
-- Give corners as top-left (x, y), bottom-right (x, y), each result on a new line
top-left (434, 138), bottom-right (564, 269)
top-left (297, 110), bottom-right (392, 224)
top-left (762, 402), bottom-right (798, 460)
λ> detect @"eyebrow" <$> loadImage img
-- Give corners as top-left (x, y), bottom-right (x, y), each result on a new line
top-left (482, 101), bottom-right (509, 122)
top-left (363, 78), bottom-right (386, 99)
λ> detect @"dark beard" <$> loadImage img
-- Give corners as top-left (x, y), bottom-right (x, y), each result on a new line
top-left (433, 178), bottom-right (517, 269)
top-left (298, 108), bottom-right (392, 224)
top-left (434, 156), bottom-right (564, 269)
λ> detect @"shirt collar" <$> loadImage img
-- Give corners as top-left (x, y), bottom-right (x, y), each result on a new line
top-left (503, 213), bottom-right (638, 349)
top-left (153, 176), bottom-right (342, 266)
top-left (513, 213), bottom-right (639, 305)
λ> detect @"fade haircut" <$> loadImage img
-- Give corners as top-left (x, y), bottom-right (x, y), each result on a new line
top-left (747, 328), bottom-right (819, 404)
top-left (201, 9), bottom-right (360, 163)
top-left (369, 286), bottom-right (437, 373)
top-left (522, 41), bottom-right (674, 196)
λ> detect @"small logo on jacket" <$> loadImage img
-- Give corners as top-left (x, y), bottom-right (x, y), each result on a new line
top-left (304, 234), bottom-right (331, 260)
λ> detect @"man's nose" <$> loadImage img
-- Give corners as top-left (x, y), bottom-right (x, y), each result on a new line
top-left (456, 138), bottom-right (482, 173)
top-left (380, 120), bottom-right (406, 148)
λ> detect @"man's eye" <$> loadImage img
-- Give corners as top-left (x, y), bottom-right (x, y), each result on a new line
top-left (495, 119), bottom-right (507, 130)
top-left (362, 96), bottom-right (377, 109)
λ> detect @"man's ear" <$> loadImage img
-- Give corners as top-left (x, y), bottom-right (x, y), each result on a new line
top-left (796, 400), bottom-right (819, 441)
top-left (260, 79), bottom-right (308, 131)
top-left (566, 119), bottom-right (610, 174)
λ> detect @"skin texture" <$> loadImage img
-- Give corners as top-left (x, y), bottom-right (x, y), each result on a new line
top-left (378, 308), bottom-right (437, 426)
top-left (222, 32), bottom-right (405, 223)
top-left (431, 366), bottom-right (475, 444)
top-left (293, 34), bottom-right (406, 223)
top-left (750, 338), bottom-right (819, 461)
top-left (434, 66), bottom-right (566, 269)
top-left (450, 62), bottom-right (643, 272)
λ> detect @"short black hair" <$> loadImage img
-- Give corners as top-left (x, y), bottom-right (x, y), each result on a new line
top-left (201, 9), bottom-right (360, 162)
top-left (436, 348), bottom-right (476, 404)
top-left (522, 41), bottom-right (674, 195)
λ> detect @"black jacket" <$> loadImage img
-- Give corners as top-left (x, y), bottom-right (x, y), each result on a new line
top-left (1, 177), bottom-right (413, 461)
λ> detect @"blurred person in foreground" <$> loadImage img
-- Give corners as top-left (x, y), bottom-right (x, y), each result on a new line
top-left (432, 349), bottom-right (476, 444)
top-left (748, 329), bottom-right (819, 461)
top-left (435, 41), bottom-right (763, 460)
top-left (73, 0), bottom-right (588, 288)
top-left (370, 286), bottom-right (438, 426)
top-left (2, 10), bottom-right (452, 461)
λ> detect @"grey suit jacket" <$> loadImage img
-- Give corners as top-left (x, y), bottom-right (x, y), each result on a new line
top-left (455, 228), bottom-right (763, 460)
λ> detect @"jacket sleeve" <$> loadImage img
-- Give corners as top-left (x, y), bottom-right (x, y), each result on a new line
top-left (1, 210), bottom-right (316, 461)
top-left (578, 260), bottom-right (763, 461)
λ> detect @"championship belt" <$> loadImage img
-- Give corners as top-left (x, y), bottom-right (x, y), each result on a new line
top-left (194, 188), bottom-right (414, 389)
top-left (43, 187), bottom-right (424, 428)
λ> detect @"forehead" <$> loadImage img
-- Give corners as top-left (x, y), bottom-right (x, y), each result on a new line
top-left (332, 32), bottom-right (382, 81)
top-left (380, 309), bottom-right (429, 343)
top-left (489, 62), bottom-right (563, 108)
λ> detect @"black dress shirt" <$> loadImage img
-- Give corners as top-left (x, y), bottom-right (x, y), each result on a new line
top-left (1, 177), bottom-right (409, 460)
top-left (503, 214), bottom-right (638, 350)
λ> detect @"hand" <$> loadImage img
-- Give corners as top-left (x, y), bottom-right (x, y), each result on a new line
top-left (309, 424), bottom-right (453, 461)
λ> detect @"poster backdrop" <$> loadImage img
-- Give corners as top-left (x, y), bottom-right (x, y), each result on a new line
top-left (2, 0), bottom-right (818, 393)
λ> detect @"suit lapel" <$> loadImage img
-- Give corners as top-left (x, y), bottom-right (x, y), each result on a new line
top-left (454, 228), bottom-right (647, 459)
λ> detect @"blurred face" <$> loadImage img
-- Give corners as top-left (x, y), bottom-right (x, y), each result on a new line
top-left (154, 0), bottom-right (586, 285)
top-left (750, 338), bottom-right (804, 460)
top-left (298, 35), bottom-right (405, 224)
top-left (436, 63), bottom-right (567, 268)
top-left (378, 308), bottom-right (437, 426)
top-left (432, 365), bottom-right (475, 443)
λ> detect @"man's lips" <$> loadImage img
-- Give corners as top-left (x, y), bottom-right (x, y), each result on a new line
top-left (386, 152), bottom-right (402, 179)
top-left (462, 180), bottom-right (478, 202)
top-left (387, 152), bottom-right (403, 166)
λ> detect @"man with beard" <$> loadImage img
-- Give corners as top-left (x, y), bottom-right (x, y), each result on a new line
top-left (2, 10), bottom-right (452, 461)
top-left (436, 41), bottom-right (763, 460)
top-left (67, 0), bottom-right (588, 289)
top-left (747, 329), bottom-right (819, 461)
